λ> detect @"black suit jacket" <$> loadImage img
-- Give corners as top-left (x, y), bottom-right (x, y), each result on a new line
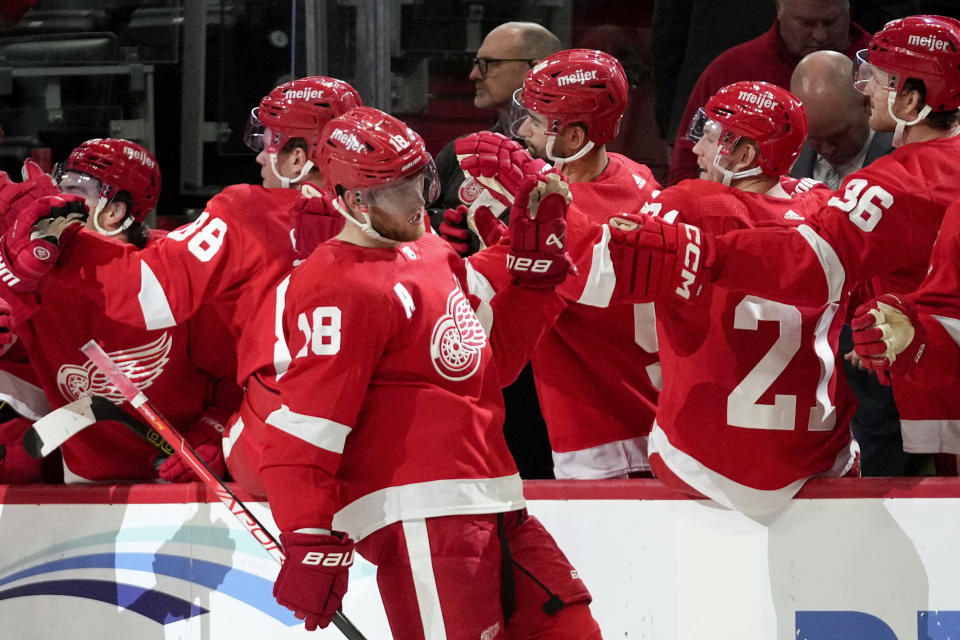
top-left (789, 130), bottom-right (895, 180)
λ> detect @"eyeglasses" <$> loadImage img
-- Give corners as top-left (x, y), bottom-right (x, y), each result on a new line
top-left (472, 57), bottom-right (535, 77)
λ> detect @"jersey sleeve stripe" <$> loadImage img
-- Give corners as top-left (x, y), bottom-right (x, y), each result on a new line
top-left (933, 314), bottom-right (960, 348)
top-left (266, 404), bottom-right (351, 453)
top-left (138, 262), bottom-right (177, 330)
top-left (577, 223), bottom-right (615, 308)
top-left (272, 275), bottom-right (293, 379)
top-left (795, 224), bottom-right (846, 304)
top-left (464, 261), bottom-right (495, 335)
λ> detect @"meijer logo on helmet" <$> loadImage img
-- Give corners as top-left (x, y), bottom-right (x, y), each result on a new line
top-left (123, 146), bottom-right (156, 169)
top-left (284, 88), bottom-right (325, 101)
top-left (737, 91), bottom-right (778, 110)
top-left (557, 69), bottom-right (598, 87)
top-left (907, 34), bottom-right (952, 52)
top-left (330, 128), bottom-right (366, 153)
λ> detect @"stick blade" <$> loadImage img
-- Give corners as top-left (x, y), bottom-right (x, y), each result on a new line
top-left (23, 396), bottom-right (97, 458)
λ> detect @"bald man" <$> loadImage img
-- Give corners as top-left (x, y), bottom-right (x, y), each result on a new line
top-left (433, 21), bottom-right (562, 222)
top-left (789, 50), bottom-right (893, 189)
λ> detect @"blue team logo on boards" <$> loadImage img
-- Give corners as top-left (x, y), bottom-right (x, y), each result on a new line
top-left (0, 525), bottom-right (297, 626)
top-left (797, 610), bottom-right (960, 639)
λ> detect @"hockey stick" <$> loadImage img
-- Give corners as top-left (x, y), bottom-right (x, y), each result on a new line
top-left (22, 395), bottom-right (174, 459)
top-left (80, 340), bottom-right (367, 640)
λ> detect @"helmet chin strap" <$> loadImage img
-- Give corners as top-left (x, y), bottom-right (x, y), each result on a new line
top-left (546, 136), bottom-right (594, 170)
top-left (887, 90), bottom-right (932, 147)
top-left (332, 195), bottom-right (400, 246)
top-left (269, 153), bottom-right (315, 188)
top-left (713, 154), bottom-right (763, 186)
top-left (91, 196), bottom-right (133, 236)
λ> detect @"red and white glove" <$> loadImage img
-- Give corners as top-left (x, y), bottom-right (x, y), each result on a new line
top-left (607, 213), bottom-right (714, 303)
top-left (0, 193), bottom-right (87, 293)
top-left (455, 131), bottom-right (555, 206)
top-left (0, 159), bottom-right (60, 233)
top-left (291, 187), bottom-right (345, 261)
top-left (157, 415), bottom-right (226, 482)
top-left (275, 531), bottom-right (355, 631)
top-left (480, 173), bottom-right (575, 288)
top-left (851, 293), bottom-right (926, 381)
top-left (440, 204), bottom-right (483, 256)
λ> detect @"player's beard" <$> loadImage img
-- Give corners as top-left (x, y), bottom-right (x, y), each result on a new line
top-left (370, 209), bottom-right (426, 243)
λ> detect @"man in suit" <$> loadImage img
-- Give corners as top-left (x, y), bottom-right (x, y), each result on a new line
top-left (789, 49), bottom-right (926, 477)
top-left (790, 50), bottom-right (893, 188)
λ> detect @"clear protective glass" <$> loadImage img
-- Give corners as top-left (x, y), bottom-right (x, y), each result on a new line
top-left (243, 107), bottom-right (266, 153)
top-left (55, 169), bottom-right (103, 203)
top-left (687, 107), bottom-right (722, 145)
top-left (508, 88), bottom-right (549, 140)
top-left (853, 49), bottom-right (897, 96)
top-left (362, 155), bottom-right (440, 215)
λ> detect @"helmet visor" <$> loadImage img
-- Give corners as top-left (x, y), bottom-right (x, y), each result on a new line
top-left (508, 88), bottom-right (551, 140)
top-left (853, 49), bottom-right (897, 95)
top-left (687, 108), bottom-right (723, 145)
top-left (55, 169), bottom-right (103, 202)
top-left (361, 156), bottom-right (440, 216)
top-left (243, 108), bottom-right (266, 152)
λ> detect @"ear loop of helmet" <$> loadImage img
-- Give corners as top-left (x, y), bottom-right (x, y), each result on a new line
top-left (887, 89), bottom-right (931, 147)
top-left (91, 194), bottom-right (133, 237)
top-left (332, 191), bottom-right (400, 246)
top-left (712, 134), bottom-right (763, 186)
top-left (269, 151), bottom-right (315, 188)
top-left (544, 118), bottom-right (595, 170)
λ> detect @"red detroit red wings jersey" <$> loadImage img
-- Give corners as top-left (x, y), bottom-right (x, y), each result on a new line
top-left (21, 232), bottom-right (240, 481)
top-left (709, 136), bottom-right (960, 456)
top-left (261, 233), bottom-right (523, 540)
top-left (48, 184), bottom-right (301, 385)
top-left (585, 179), bottom-right (856, 513)
top-left (468, 153), bottom-right (663, 478)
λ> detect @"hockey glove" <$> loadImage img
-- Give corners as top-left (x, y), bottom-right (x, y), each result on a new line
top-left (291, 187), bottom-right (345, 261)
top-left (275, 531), bottom-right (355, 631)
top-left (607, 213), bottom-right (714, 303)
top-left (0, 194), bottom-right (87, 293)
top-left (455, 131), bottom-right (554, 206)
top-left (497, 173), bottom-right (575, 288)
top-left (851, 293), bottom-right (926, 380)
top-left (157, 414), bottom-right (227, 483)
top-left (439, 204), bottom-right (482, 256)
top-left (0, 297), bottom-right (15, 349)
top-left (0, 159), bottom-right (60, 233)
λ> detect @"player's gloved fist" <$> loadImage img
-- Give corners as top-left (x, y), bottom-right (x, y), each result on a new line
top-left (438, 205), bottom-right (473, 256)
top-left (503, 173), bottom-right (575, 288)
top-left (455, 131), bottom-right (554, 206)
top-left (851, 293), bottom-right (925, 379)
top-left (607, 213), bottom-right (713, 303)
top-left (0, 159), bottom-right (59, 233)
top-left (158, 415), bottom-right (226, 482)
top-left (0, 297), bottom-right (16, 349)
top-left (291, 186), bottom-right (345, 260)
top-left (275, 531), bottom-right (355, 631)
top-left (0, 194), bottom-right (87, 293)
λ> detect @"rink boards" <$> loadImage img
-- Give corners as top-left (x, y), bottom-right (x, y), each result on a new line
top-left (0, 478), bottom-right (958, 640)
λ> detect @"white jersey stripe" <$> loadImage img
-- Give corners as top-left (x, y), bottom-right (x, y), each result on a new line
top-left (901, 418), bottom-right (960, 454)
top-left (265, 404), bottom-right (351, 454)
top-left (138, 262), bottom-right (177, 330)
top-left (577, 223), bottom-right (616, 308)
top-left (273, 275), bottom-right (293, 379)
top-left (552, 435), bottom-right (650, 479)
top-left (795, 225), bottom-right (846, 304)
top-left (464, 261), bottom-right (495, 335)
top-left (402, 519), bottom-right (448, 639)
top-left (933, 314), bottom-right (960, 349)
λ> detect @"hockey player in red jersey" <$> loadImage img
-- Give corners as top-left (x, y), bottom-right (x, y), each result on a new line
top-left (262, 106), bottom-right (601, 638)
top-left (0, 139), bottom-right (241, 482)
top-left (0, 77), bottom-right (361, 493)
top-left (583, 82), bottom-right (858, 513)
top-left (458, 49), bottom-right (662, 479)
top-left (603, 16), bottom-right (960, 461)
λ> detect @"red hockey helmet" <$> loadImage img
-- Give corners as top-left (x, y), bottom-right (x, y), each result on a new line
top-left (317, 106), bottom-right (438, 203)
top-left (512, 48), bottom-right (629, 145)
top-left (58, 138), bottom-right (161, 222)
top-left (855, 15), bottom-right (960, 112)
top-left (244, 76), bottom-right (362, 156)
top-left (693, 81), bottom-right (808, 176)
